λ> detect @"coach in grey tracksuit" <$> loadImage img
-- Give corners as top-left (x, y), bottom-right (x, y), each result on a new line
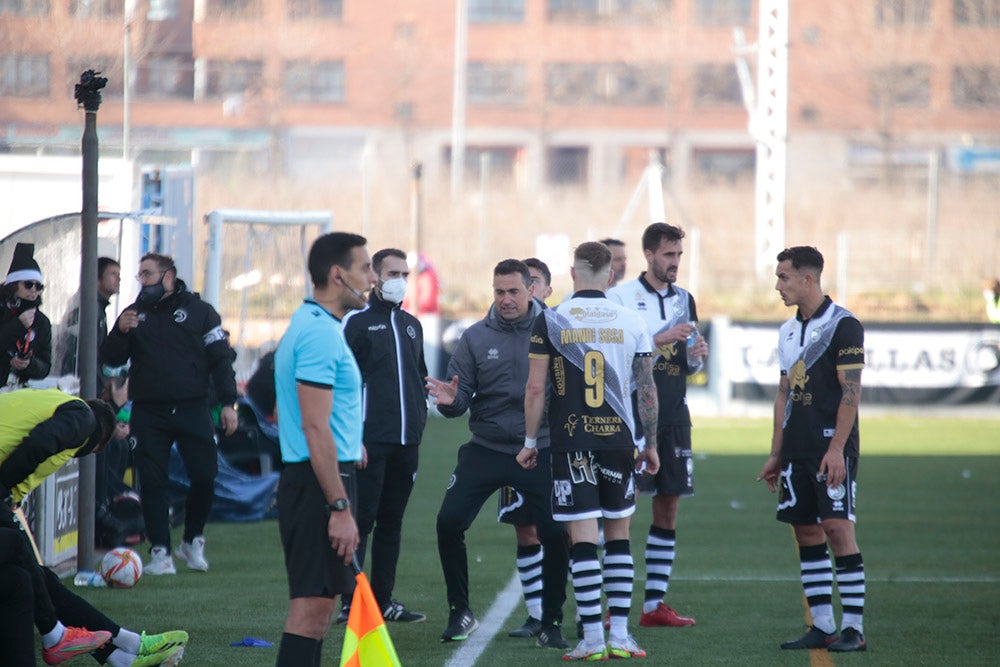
top-left (427, 259), bottom-right (568, 644)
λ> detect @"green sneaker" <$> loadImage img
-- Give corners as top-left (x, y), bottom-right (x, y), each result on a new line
top-left (132, 630), bottom-right (188, 667)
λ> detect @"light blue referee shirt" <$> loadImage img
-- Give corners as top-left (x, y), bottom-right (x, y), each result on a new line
top-left (274, 299), bottom-right (363, 464)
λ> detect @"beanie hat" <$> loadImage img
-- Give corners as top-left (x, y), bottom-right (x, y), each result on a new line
top-left (4, 243), bottom-right (43, 286)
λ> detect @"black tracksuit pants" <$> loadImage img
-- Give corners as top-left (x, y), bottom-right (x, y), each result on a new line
top-left (131, 400), bottom-right (218, 550)
top-left (436, 443), bottom-right (568, 625)
top-left (354, 442), bottom-right (419, 609)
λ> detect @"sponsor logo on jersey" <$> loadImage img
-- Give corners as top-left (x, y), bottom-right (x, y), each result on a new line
top-left (839, 346), bottom-right (864, 357)
top-left (368, 324), bottom-right (387, 331)
top-left (581, 415), bottom-right (622, 436)
top-left (564, 413), bottom-right (579, 437)
top-left (567, 305), bottom-right (618, 323)
top-left (789, 359), bottom-right (813, 406)
top-left (487, 347), bottom-right (499, 360)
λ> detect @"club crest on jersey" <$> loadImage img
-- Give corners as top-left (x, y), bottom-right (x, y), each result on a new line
top-left (173, 309), bottom-right (187, 323)
top-left (406, 325), bottom-right (417, 339)
top-left (810, 327), bottom-right (822, 342)
top-left (487, 347), bottom-right (499, 360)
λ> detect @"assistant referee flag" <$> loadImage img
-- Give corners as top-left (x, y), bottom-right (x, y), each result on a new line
top-left (340, 572), bottom-right (402, 667)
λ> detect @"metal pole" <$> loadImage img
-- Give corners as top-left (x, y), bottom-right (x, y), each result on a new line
top-left (75, 69), bottom-right (107, 572)
top-left (925, 150), bottom-right (939, 277)
top-left (411, 163), bottom-right (423, 310)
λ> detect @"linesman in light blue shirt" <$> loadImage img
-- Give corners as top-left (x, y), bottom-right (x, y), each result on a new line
top-left (274, 232), bottom-right (376, 667)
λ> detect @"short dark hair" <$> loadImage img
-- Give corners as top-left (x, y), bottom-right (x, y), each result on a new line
top-left (641, 223), bottom-right (685, 252)
top-left (777, 246), bottom-right (824, 274)
top-left (494, 258), bottom-right (531, 288)
top-left (372, 248), bottom-right (407, 275)
top-left (140, 252), bottom-right (175, 275)
top-left (599, 238), bottom-right (624, 249)
top-left (523, 257), bottom-right (551, 286)
top-left (575, 241), bottom-right (612, 273)
top-left (98, 256), bottom-right (119, 279)
top-left (308, 232), bottom-right (367, 289)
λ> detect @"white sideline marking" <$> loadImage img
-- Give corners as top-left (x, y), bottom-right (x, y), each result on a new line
top-left (673, 575), bottom-right (999, 583)
top-left (444, 572), bottom-right (522, 667)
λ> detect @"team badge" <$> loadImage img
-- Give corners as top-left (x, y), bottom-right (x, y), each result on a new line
top-left (827, 484), bottom-right (846, 501)
top-left (173, 309), bottom-right (187, 323)
top-left (406, 325), bottom-right (417, 339)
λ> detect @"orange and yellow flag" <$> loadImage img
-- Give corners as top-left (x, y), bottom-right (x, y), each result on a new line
top-left (340, 572), bottom-right (402, 667)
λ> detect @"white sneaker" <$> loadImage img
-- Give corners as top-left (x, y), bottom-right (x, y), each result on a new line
top-left (146, 546), bottom-right (176, 575)
top-left (175, 536), bottom-right (208, 572)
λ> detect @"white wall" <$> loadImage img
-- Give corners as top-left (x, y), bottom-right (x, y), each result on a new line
top-left (0, 155), bottom-right (133, 241)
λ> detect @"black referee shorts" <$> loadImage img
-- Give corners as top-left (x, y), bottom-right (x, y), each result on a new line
top-left (278, 461), bottom-right (357, 600)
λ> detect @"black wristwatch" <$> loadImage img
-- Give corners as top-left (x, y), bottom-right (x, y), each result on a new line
top-left (325, 498), bottom-right (350, 513)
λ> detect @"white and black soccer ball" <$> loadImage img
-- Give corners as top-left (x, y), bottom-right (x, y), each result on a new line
top-left (100, 547), bottom-right (143, 588)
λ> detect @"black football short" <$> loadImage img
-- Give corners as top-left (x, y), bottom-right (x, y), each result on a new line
top-left (278, 461), bottom-right (357, 599)
top-left (637, 424), bottom-right (694, 497)
top-left (551, 449), bottom-right (637, 522)
top-left (775, 456), bottom-right (859, 525)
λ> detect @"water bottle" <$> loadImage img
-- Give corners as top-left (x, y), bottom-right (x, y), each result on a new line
top-left (685, 322), bottom-right (699, 367)
top-left (73, 571), bottom-right (106, 587)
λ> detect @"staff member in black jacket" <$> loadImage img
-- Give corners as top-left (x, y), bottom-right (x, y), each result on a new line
top-left (341, 248), bottom-right (428, 623)
top-left (101, 252), bottom-right (238, 577)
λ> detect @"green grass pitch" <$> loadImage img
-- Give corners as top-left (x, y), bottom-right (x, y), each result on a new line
top-left (72, 414), bottom-right (1000, 665)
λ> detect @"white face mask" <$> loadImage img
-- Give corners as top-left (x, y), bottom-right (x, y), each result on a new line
top-left (379, 277), bottom-right (407, 304)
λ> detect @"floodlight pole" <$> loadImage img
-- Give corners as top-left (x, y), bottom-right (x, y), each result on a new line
top-left (75, 69), bottom-right (107, 573)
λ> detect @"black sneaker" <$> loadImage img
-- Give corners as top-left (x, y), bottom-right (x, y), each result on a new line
top-left (441, 607), bottom-right (479, 642)
top-left (508, 616), bottom-right (542, 638)
top-left (780, 626), bottom-right (837, 650)
top-left (382, 599), bottom-right (426, 623)
top-left (535, 623), bottom-right (569, 649)
top-left (335, 604), bottom-right (351, 625)
top-left (828, 627), bottom-right (866, 652)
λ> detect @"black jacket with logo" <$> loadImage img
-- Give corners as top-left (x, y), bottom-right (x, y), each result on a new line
top-left (343, 292), bottom-right (428, 446)
top-left (100, 279), bottom-right (237, 406)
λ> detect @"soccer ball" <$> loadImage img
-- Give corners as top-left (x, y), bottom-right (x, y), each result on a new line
top-left (100, 547), bottom-right (143, 588)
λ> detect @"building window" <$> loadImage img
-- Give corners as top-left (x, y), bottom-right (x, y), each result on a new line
top-left (288, 0), bottom-right (341, 20)
top-left (136, 56), bottom-right (193, 99)
top-left (870, 64), bottom-right (931, 108)
top-left (147, 0), bottom-right (178, 21)
top-left (67, 59), bottom-right (124, 98)
top-left (875, 0), bottom-right (931, 26)
top-left (693, 0), bottom-right (750, 26)
top-left (204, 59), bottom-right (262, 98)
top-left (692, 147), bottom-right (755, 183)
top-left (467, 62), bottom-right (525, 105)
top-left (70, 0), bottom-right (123, 17)
top-left (693, 63), bottom-right (741, 106)
top-left (546, 62), bottom-right (668, 106)
top-left (285, 60), bottom-right (344, 102)
top-left (547, 0), bottom-right (670, 23)
top-left (0, 54), bottom-right (49, 97)
top-left (547, 146), bottom-right (589, 186)
top-left (0, 0), bottom-right (49, 16)
top-left (953, 0), bottom-right (1000, 25)
top-left (952, 65), bottom-right (1000, 108)
top-left (470, 0), bottom-right (524, 22)
top-left (204, 0), bottom-right (261, 19)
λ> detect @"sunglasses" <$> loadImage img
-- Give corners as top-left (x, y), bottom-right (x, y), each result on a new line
top-left (21, 281), bottom-right (44, 291)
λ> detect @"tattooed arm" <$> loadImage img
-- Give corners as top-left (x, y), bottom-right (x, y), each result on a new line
top-left (632, 354), bottom-right (660, 475)
top-left (819, 367), bottom-right (862, 489)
